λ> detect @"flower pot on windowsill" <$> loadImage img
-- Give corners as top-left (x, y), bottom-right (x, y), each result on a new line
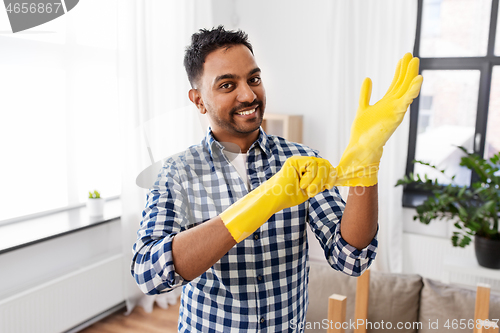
top-left (396, 146), bottom-right (500, 269)
top-left (87, 198), bottom-right (104, 217)
top-left (475, 235), bottom-right (500, 269)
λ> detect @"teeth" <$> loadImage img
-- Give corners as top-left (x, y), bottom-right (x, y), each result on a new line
top-left (237, 108), bottom-right (256, 115)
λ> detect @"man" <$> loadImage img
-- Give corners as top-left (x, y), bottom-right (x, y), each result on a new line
top-left (132, 26), bottom-right (422, 332)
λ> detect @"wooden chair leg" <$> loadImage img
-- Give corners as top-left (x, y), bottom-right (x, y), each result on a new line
top-left (474, 284), bottom-right (491, 333)
top-left (327, 269), bottom-right (370, 333)
top-left (354, 269), bottom-right (370, 333)
top-left (328, 294), bottom-right (347, 333)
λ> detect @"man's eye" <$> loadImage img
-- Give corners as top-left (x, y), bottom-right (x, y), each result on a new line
top-left (249, 77), bottom-right (261, 84)
top-left (220, 83), bottom-right (233, 89)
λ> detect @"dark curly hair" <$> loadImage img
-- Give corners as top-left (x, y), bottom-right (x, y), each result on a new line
top-left (184, 25), bottom-right (254, 88)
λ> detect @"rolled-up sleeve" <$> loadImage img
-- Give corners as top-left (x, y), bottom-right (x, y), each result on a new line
top-left (131, 160), bottom-right (190, 295)
top-left (308, 186), bottom-right (378, 276)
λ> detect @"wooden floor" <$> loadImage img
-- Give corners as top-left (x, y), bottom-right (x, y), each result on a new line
top-left (79, 302), bottom-right (180, 333)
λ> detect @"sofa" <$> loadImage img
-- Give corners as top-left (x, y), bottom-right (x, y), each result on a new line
top-left (306, 261), bottom-right (500, 333)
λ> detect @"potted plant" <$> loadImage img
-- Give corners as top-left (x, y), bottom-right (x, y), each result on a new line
top-left (87, 190), bottom-right (104, 217)
top-left (396, 147), bottom-right (500, 269)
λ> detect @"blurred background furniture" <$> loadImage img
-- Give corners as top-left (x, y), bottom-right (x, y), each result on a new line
top-left (262, 113), bottom-right (303, 143)
top-left (308, 261), bottom-right (500, 333)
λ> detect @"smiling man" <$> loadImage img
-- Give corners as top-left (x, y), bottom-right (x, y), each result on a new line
top-left (188, 36), bottom-right (265, 153)
top-left (131, 26), bottom-right (422, 332)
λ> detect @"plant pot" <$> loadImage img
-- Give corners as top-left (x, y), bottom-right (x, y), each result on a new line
top-left (87, 198), bottom-right (104, 217)
top-left (474, 235), bottom-right (500, 269)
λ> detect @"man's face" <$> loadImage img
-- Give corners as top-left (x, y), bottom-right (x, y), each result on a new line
top-left (192, 44), bottom-right (266, 143)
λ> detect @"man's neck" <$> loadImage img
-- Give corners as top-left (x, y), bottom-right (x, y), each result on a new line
top-left (211, 129), bottom-right (260, 154)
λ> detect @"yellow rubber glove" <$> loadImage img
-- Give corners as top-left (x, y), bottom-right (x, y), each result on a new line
top-left (335, 53), bottom-right (423, 187)
top-left (220, 156), bottom-right (336, 242)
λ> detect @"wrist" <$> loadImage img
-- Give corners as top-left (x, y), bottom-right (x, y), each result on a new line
top-left (334, 162), bottom-right (379, 187)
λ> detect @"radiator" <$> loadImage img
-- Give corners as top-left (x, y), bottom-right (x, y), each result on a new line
top-left (403, 233), bottom-right (500, 292)
top-left (0, 254), bottom-right (124, 333)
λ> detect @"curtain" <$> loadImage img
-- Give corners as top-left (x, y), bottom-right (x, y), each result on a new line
top-left (325, 0), bottom-right (418, 273)
top-left (118, 0), bottom-right (212, 313)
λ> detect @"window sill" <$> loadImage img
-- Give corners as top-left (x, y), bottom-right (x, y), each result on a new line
top-left (0, 199), bottom-right (121, 255)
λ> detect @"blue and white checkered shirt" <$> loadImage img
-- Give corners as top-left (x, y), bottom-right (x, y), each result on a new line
top-left (132, 127), bottom-right (377, 332)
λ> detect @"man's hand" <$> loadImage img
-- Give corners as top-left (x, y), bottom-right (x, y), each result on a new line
top-left (265, 156), bottom-right (336, 209)
top-left (220, 156), bottom-right (336, 242)
top-left (335, 53), bottom-right (423, 187)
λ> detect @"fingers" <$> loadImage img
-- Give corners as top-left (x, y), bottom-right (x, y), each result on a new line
top-left (360, 53), bottom-right (420, 111)
top-left (383, 58), bottom-right (402, 98)
top-left (408, 75), bottom-right (423, 99)
top-left (286, 156), bottom-right (337, 198)
top-left (302, 158), bottom-right (337, 197)
top-left (394, 57), bottom-right (420, 100)
top-left (359, 78), bottom-right (373, 109)
top-left (397, 75), bottom-right (423, 111)
top-left (298, 158), bottom-right (318, 190)
top-left (386, 53), bottom-right (413, 97)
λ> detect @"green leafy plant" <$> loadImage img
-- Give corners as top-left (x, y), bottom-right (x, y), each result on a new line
top-left (396, 146), bottom-right (500, 248)
top-left (88, 190), bottom-right (101, 199)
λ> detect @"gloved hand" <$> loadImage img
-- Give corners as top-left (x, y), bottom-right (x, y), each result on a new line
top-left (335, 53), bottom-right (423, 187)
top-left (220, 156), bottom-right (336, 242)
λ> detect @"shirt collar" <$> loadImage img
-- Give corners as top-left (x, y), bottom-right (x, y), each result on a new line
top-left (204, 127), bottom-right (272, 158)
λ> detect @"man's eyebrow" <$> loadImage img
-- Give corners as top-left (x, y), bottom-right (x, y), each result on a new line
top-left (213, 68), bottom-right (261, 86)
top-left (249, 67), bottom-right (261, 76)
top-left (214, 73), bottom-right (237, 85)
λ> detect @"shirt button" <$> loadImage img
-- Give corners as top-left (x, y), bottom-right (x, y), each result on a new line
top-left (254, 234), bottom-right (259, 240)
top-left (257, 275), bottom-right (263, 281)
top-left (260, 317), bottom-right (265, 323)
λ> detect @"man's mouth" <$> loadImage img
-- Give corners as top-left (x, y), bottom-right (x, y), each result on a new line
top-left (236, 107), bottom-right (257, 116)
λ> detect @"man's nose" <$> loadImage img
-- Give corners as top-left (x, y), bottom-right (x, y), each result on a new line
top-left (236, 83), bottom-right (257, 103)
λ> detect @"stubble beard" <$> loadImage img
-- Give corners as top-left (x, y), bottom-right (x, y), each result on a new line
top-left (218, 112), bottom-right (263, 137)
top-left (210, 101), bottom-right (265, 137)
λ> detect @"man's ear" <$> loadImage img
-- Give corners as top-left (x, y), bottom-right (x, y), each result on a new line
top-left (189, 89), bottom-right (207, 114)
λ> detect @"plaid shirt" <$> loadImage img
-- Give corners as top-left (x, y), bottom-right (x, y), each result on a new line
top-left (132, 127), bottom-right (377, 332)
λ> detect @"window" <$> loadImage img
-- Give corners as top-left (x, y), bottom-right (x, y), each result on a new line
top-left (0, 0), bottom-right (120, 223)
top-left (404, 0), bottom-right (500, 206)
